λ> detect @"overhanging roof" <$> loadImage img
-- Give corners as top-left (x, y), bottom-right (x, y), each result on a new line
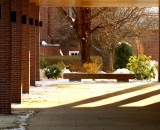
top-left (30, 0), bottom-right (159, 7)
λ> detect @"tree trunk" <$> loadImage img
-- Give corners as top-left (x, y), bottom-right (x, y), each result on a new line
top-left (101, 52), bottom-right (114, 73)
top-left (91, 43), bottom-right (114, 73)
top-left (76, 8), bottom-right (91, 64)
top-left (106, 52), bottom-right (114, 73)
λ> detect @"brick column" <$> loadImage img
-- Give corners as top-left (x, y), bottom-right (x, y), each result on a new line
top-left (158, 6), bottom-right (160, 82)
top-left (22, 0), bottom-right (30, 93)
top-left (30, 3), bottom-right (36, 86)
top-left (35, 6), bottom-right (40, 81)
top-left (0, 0), bottom-right (11, 114)
top-left (11, 0), bottom-right (22, 103)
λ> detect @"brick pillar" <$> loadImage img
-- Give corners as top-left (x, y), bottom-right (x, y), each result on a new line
top-left (158, 6), bottom-right (160, 82)
top-left (22, 0), bottom-right (30, 93)
top-left (35, 6), bottom-right (40, 81)
top-left (11, 0), bottom-right (22, 103)
top-left (30, 3), bottom-right (36, 86)
top-left (0, 0), bottom-right (11, 114)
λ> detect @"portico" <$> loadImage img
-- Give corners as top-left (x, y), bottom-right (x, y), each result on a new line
top-left (0, 0), bottom-right (159, 114)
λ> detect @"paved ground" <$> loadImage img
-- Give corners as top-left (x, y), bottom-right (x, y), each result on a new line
top-left (1, 80), bottom-right (160, 130)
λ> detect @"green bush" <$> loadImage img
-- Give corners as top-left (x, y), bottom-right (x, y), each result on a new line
top-left (40, 53), bottom-right (48, 69)
top-left (44, 65), bottom-right (62, 79)
top-left (127, 54), bottom-right (158, 80)
top-left (114, 42), bottom-right (134, 70)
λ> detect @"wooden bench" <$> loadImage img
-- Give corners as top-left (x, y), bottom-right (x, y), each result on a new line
top-left (63, 73), bottom-right (135, 82)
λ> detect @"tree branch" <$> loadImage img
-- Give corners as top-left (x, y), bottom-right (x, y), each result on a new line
top-left (91, 7), bottom-right (107, 20)
top-left (90, 23), bottom-right (104, 33)
top-left (56, 7), bottom-right (75, 27)
top-left (71, 7), bottom-right (76, 15)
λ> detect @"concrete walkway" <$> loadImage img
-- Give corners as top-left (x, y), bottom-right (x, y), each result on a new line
top-left (1, 80), bottom-right (160, 130)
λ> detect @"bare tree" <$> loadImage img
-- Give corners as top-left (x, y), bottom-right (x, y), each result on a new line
top-left (57, 7), bottom-right (158, 72)
top-left (91, 7), bottom-right (158, 72)
top-left (48, 7), bottom-right (77, 45)
top-left (57, 7), bottom-right (108, 64)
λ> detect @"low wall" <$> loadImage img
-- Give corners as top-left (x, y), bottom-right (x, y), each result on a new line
top-left (40, 44), bottom-right (61, 56)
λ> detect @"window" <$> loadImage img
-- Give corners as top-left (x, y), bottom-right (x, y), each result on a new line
top-left (69, 51), bottom-right (79, 56)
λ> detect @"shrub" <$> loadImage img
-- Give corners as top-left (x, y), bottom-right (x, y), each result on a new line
top-left (82, 59), bottom-right (102, 74)
top-left (46, 56), bottom-right (81, 66)
top-left (69, 59), bottom-right (101, 73)
top-left (56, 61), bottom-right (68, 70)
top-left (114, 42), bottom-right (134, 70)
top-left (40, 53), bottom-right (48, 69)
top-left (44, 65), bottom-right (62, 79)
top-left (45, 56), bottom-right (102, 67)
top-left (68, 62), bottom-right (82, 72)
top-left (127, 54), bottom-right (158, 80)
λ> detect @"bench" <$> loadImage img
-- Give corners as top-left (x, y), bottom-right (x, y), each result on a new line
top-left (63, 73), bottom-right (135, 82)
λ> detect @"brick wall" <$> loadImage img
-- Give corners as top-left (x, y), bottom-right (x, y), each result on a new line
top-left (48, 7), bottom-right (58, 43)
top-left (127, 30), bottom-right (159, 61)
top-left (61, 42), bottom-right (79, 55)
top-left (11, 0), bottom-right (22, 103)
top-left (0, 0), bottom-right (12, 114)
top-left (40, 45), bottom-right (61, 56)
top-left (30, 3), bottom-right (36, 86)
top-left (22, 0), bottom-right (30, 93)
top-left (40, 7), bottom-right (79, 56)
top-left (40, 7), bottom-right (48, 43)
top-left (143, 30), bottom-right (159, 61)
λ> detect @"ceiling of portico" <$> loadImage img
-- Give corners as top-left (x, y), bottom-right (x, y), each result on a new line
top-left (30, 0), bottom-right (159, 7)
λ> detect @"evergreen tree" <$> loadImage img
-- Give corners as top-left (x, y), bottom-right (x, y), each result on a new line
top-left (114, 42), bottom-right (134, 70)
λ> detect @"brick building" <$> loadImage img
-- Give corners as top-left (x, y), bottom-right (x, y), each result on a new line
top-left (126, 30), bottom-right (159, 61)
top-left (40, 7), bottom-right (79, 56)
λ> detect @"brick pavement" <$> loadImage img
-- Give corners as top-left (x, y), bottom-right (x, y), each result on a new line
top-left (1, 81), bottom-right (160, 130)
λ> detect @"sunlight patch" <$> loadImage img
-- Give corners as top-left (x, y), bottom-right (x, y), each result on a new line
top-left (73, 84), bottom-right (160, 108)
top-left (119, 94), bottom-right (160, 107)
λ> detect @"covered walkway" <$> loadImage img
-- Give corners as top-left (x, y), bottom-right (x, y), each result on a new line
top-left (1, 81), bottom-right (160, 129)
top-left (0, 0), bottom-right (160, 115)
